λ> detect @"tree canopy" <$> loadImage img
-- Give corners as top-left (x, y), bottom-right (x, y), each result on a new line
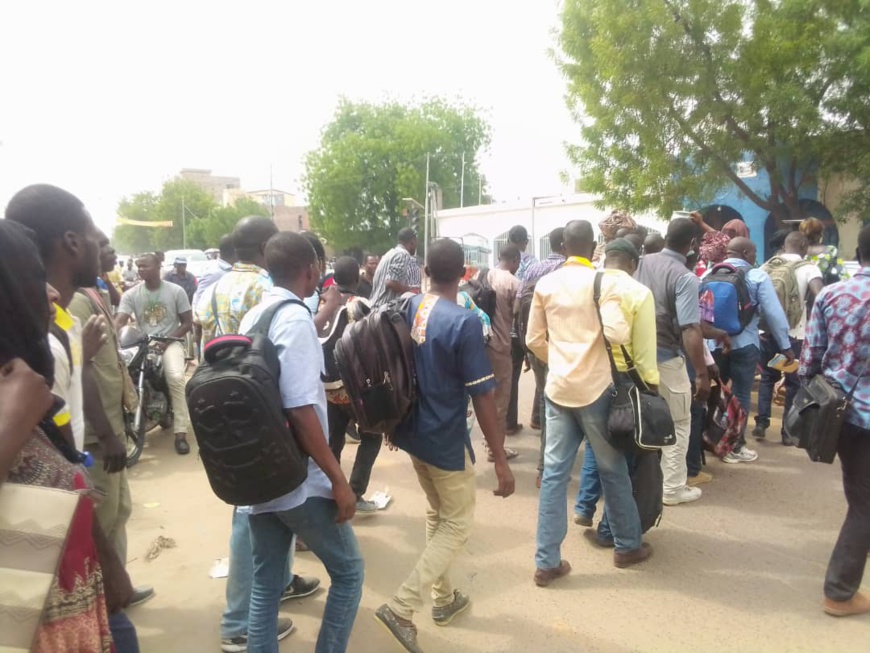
top-left (113, 179), bottom-right (267, 253)
top-left (304, 98), bottom-right (492, 253)
top-left (556, 0), bottom-right (870, 220)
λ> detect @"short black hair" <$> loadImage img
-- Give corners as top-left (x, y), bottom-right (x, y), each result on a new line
top-left (137, 252), bottom-right (159, 267)
top-left (426, 238), bottom-right (465, 284)
top-left (233, 216), bottom-right (277, 262)
top-left (365, 254), bottom-right (379, 263)
top-left (218, 233), bottom-right (235, 260)
top-left (499, 243), bottom-right (521, 262)
top-left (563, 220), bottom-right (595, 257)
top-left (264, 232), bottom-right (316, 281)
top-left (783, 231), bottom-right (808, 253)
top-left (623, 233), bottom-right (644, 254)
top-left (300, 231), bottom-right (326, 263)
top-left (548, 227), bottom-right (565, 252)
top-left (398, 227), bottom-right (417, 245)
top-left (4, 184), bottom-right (90, 264)
top-left (858, 223), bottom-right (870, 264)
top-left (508, 225), bottom-right (528, 245)
top-left (333, 256), bottom-right (360, 287)
top-left (665, 218), bottom-right (697, 250)
top-left (643, 233), bottom-right (665, 254)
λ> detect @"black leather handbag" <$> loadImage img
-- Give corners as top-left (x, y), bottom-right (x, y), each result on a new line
top-left (785, 368), bottom-right (866, 464)
top-left (593, 273), bottom-right (676, 452)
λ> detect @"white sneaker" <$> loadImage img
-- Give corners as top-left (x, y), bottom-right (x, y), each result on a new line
top-left (663, 485), bottom-right (702, 506)
top-left (722, 447), bottom-right (759, 464)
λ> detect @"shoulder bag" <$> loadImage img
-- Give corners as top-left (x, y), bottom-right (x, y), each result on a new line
top-left (593, 272), bottom-right (677, 451)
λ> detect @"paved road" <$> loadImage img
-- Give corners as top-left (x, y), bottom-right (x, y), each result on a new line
top-left (124, 373), bottom-right (869, 652)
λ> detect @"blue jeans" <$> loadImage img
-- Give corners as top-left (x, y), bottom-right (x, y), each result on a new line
top-left (248, 498), bottom-right (364, 653)
top-left (537, 390), bottom-right (642, 567)
top-left (756, 334), bottom-right (802, 434)
top-left (597, 450), bottom-right (636, 543)
top-left (108, 612), bottom-right (140, 653)
top-left (713, 344), bottom-right (760, 449)
top-left (221, 508), bottom-right (292, 639)
top-left (574, 441), bottom-right (601, 520)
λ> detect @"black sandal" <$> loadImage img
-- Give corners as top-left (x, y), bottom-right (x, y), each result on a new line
top-left (174, 437), bottom-right (190, 455)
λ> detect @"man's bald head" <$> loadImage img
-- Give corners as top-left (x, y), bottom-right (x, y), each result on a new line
top-left (233, 215), bottom-right (278, 264)
top-left (727, 237), bottom-right (757, 265)
top-left (563, 220), bottom-right (596, 259)
top-left (783, 231), bottom-right (809, 256)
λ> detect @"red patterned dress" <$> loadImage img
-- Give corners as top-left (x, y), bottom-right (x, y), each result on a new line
top-left (7, 430), bottom-right (114, 653)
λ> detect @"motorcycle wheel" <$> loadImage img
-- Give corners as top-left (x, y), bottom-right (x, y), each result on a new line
top-left (124, 396), bottom-right (147, 469)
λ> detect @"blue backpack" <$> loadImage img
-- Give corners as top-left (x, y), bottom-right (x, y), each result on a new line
top-left (700, 263), bottom-right (755, 335)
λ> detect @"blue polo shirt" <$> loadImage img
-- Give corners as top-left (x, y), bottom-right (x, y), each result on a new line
top-left (392, 293), bottom-right (497, 471)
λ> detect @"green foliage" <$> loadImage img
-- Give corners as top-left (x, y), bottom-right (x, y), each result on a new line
top-left (304, 98), bottom-right (491, 253)
top-left (113, 181), bottom-right (268, 254)
top-left (556, 0), bottom-right (870, 219)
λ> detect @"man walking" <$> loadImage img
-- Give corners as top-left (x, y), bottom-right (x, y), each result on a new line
top-left (370, 228), bottom-right (421, 308)
top-left (708, 237), bottom-right (793, 463)
top-left (802, 224), bottom-right (870, 618)
top-left (375, 238), bottom-right (515, 653)
top-left (164, 256), bottom-right (197, 304)
top-left (240, 232), bottom-right (364, 653)
top-left (506, 225), bottom-right (537, 435)
top-left (754, 231), bottom-right (823, 445)
top-left (635, 218), bottom-right (711, 505)
top-left (116, 253), bottom-right (193, 454)
top-left (528, 221), bottom-right (651, 587)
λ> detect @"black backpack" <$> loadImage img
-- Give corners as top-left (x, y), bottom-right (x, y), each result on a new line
top-left (320, 292), bottom-right (371, 387)
top-left (632, 450), bottom-right (663, 533)
top-left (459, 267), bottom-right (496, 321)
top-left (334, 296), bottom-right (416, 435)
top-left (186, 299), bottom-right (309, 506)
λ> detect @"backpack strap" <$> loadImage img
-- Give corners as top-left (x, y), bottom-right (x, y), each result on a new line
top-left (249, 298), bottom-right (311, 337)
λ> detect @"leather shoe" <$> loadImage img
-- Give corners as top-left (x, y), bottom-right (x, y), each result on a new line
top-left (613, 542), bottom-right (653, 568)
top-left (583, 528), bottom-right (614, 549)
top-left (781, 434), bottom-right (800, 447)
top-left (823, 592), bottom-right (870, 617)
top-left (174, 437), bottom-right (190, 455)
top-left (534, 560), bottom-right (571, 587)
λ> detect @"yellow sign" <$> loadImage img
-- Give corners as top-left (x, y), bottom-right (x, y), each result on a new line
top-left (116, 218), bottom-right (174, 228)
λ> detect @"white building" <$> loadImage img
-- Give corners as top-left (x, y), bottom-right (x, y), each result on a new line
top-left (434, 194), bottom-right (667, 266)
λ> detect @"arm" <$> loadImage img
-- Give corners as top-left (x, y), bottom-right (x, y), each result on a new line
top-left (598, 280), bottom-right (631, 345)
top-left (384, 253), bottom-right (414, 295)
top-left (115, 312), bottom-right (131, 330)
top-left (285, 405), bottom-right (355, 522)
top-left (756, 273), bottom-right (792, 353)
top-left (799, 292), bottom-right (828, 381)
top-left (115, 289), bottom-right (135, 330)
top-left (805, 278), bottom-right (824, 318)
top-left (525, 286), bottom-right (548, 362)
top-left (682, 325), bottom-right (711, 402)
top-left (0, 359), bottom-right (55, 480)
top-left (690, 210), bottom-right (717, 235)
top-left (472, 391), bottom-right (515, 497)
top-left (81, 365), bottom-right (127, 472)
top-left (313, 286), bottom-right (344, 335)
top-left (701, 321), bottom-right (731, 353)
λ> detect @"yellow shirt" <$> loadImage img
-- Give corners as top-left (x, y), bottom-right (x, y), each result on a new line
top-left (526, 258), bottom-right (632, 408)
top-left (599, 268), bottom-right (659, 387)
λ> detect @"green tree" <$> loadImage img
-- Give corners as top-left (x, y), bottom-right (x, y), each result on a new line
top-left (304, 98), bottom-right (491, 253)
top-left (113, 191), bottom-right (159, 254)
top-left (556, 0), bottom-right (870, 221)
top-left (150, 180), bottom-right (215, 251)
top-left (186, 197), bottom-right (267, 247)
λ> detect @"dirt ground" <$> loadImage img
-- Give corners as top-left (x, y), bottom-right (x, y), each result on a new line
top-left (123, 372), bottom-right (869, 652)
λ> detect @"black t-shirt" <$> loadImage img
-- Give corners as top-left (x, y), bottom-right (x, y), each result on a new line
top-left (357, 276), bottom-right (373, 299)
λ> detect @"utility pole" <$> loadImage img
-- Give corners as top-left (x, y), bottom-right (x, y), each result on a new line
top-left (423, 153), bottom-right (430, 262)
top-left (182, 195), bottom-right (186, 249)
top-left (460, 152), bottom-right (465, 208)
top-left (269, 163), bottom-right (275, 219)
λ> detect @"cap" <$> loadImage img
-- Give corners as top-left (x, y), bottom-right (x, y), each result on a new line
top-left (605, 238), bottom-right (640, 262)
top-left (174, 257), bottom-right (187, 266)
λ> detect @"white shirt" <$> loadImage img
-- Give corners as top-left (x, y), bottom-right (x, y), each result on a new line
top-left (238, 287), bottom-right (333, 515)
top-left (780, 253), bottom-right (823, 340)
top-left (49, 314), bottom-right (84, 450)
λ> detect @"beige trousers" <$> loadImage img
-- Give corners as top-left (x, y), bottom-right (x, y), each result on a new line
top-left (658, 356), bottom-right (692, 493)
top-left (389, 450), bottom-right (476, 619)
top-left (487, 348), bottom-right (512, 428)
top-left (162, 341), bottom-right (190, 434)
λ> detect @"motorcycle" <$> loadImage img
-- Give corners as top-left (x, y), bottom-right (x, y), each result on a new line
top-left (119, 326), bottom-right (182, 467)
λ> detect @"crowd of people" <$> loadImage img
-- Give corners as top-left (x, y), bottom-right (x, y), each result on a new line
top-left (1, 183), bottom-right (868, 653)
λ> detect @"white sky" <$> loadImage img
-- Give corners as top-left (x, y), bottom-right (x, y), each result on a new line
top-left (0, 0), bottom-right (577, 236)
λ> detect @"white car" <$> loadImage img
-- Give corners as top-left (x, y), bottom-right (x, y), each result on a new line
top-left (162, 249), bottom-right (209, 279)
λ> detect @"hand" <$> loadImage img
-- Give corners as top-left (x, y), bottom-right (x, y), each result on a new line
top-left (783, 349), bottom-right (796, 364)
top-left (689, 211), bottom-right (703, 225)
top-left (152, 341), bottom-right (168, 355)
top-left (492, 459), bottom-right (515, 498)
top-left (707, 364), bottom-right (720, 383)
top-left (717, 332), bottom-right (732, 355)
top-left (81, 315), bottom-right (108, 361)
top-left (693, 374), bottom-right (711, 403)
top-left (332, 481), bottom-right (357, 523)
top-left (523, 355), bottom-right (531, 373)
top-left (99, 433), bottom-right (128, 473)
top-left (0, 358), bottom-right (53, 439)
top-left (322, 285), bottom-right (343, 309)
top-left (103, 563), bottom-right (134, 613)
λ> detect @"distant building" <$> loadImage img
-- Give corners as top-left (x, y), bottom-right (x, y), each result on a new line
top-left (273, 205), bottom-right (310, 233)
top-left (179, 168), bottom-right (241, 203)
top-left (223, 188), bottom-right (299, 211)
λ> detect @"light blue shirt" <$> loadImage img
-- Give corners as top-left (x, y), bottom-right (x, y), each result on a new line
top-left (709, 258), bottom-right (791, 352)
top-left (238, 286), bottom-right (333, 514)
top-left (191, 258), bottom-right (232, 313)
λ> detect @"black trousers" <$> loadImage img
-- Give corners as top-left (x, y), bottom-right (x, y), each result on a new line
top-left (825, 422), bottom-right (870, 601)
top-left (507, 337), bottom-right (525, 429)
top-left (326, 402), bottom-right (383, 500)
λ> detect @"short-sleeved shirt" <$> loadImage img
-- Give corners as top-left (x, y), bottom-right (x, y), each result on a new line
top-left (192, 258), bottom-right (233, 314)
top-left (370, 246), bottom-right (420, 308)
top-left (778, 253), bottom-right (823, 340)
top-left (119, 281), bottom-right (191, 337)
top-left (198, 263), bottom-right (273, 341)
top-left (239, 287), bottom-right (333, 514)
top-left (69, 290), bottom-right (125, 443)
top-left (486, 268), bottom-right (520, 355)
top-left (50, 306), bottom-right (84, 450)
top-left (391, 294), bottom-right (497, 471)
top-left (164, 270), bottom-right (197, 301)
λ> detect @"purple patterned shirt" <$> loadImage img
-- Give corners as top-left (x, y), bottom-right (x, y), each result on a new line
top-left (800, 267), bottom-right (870, 430)
top-left (517, 254), bottom-right (566, 298)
